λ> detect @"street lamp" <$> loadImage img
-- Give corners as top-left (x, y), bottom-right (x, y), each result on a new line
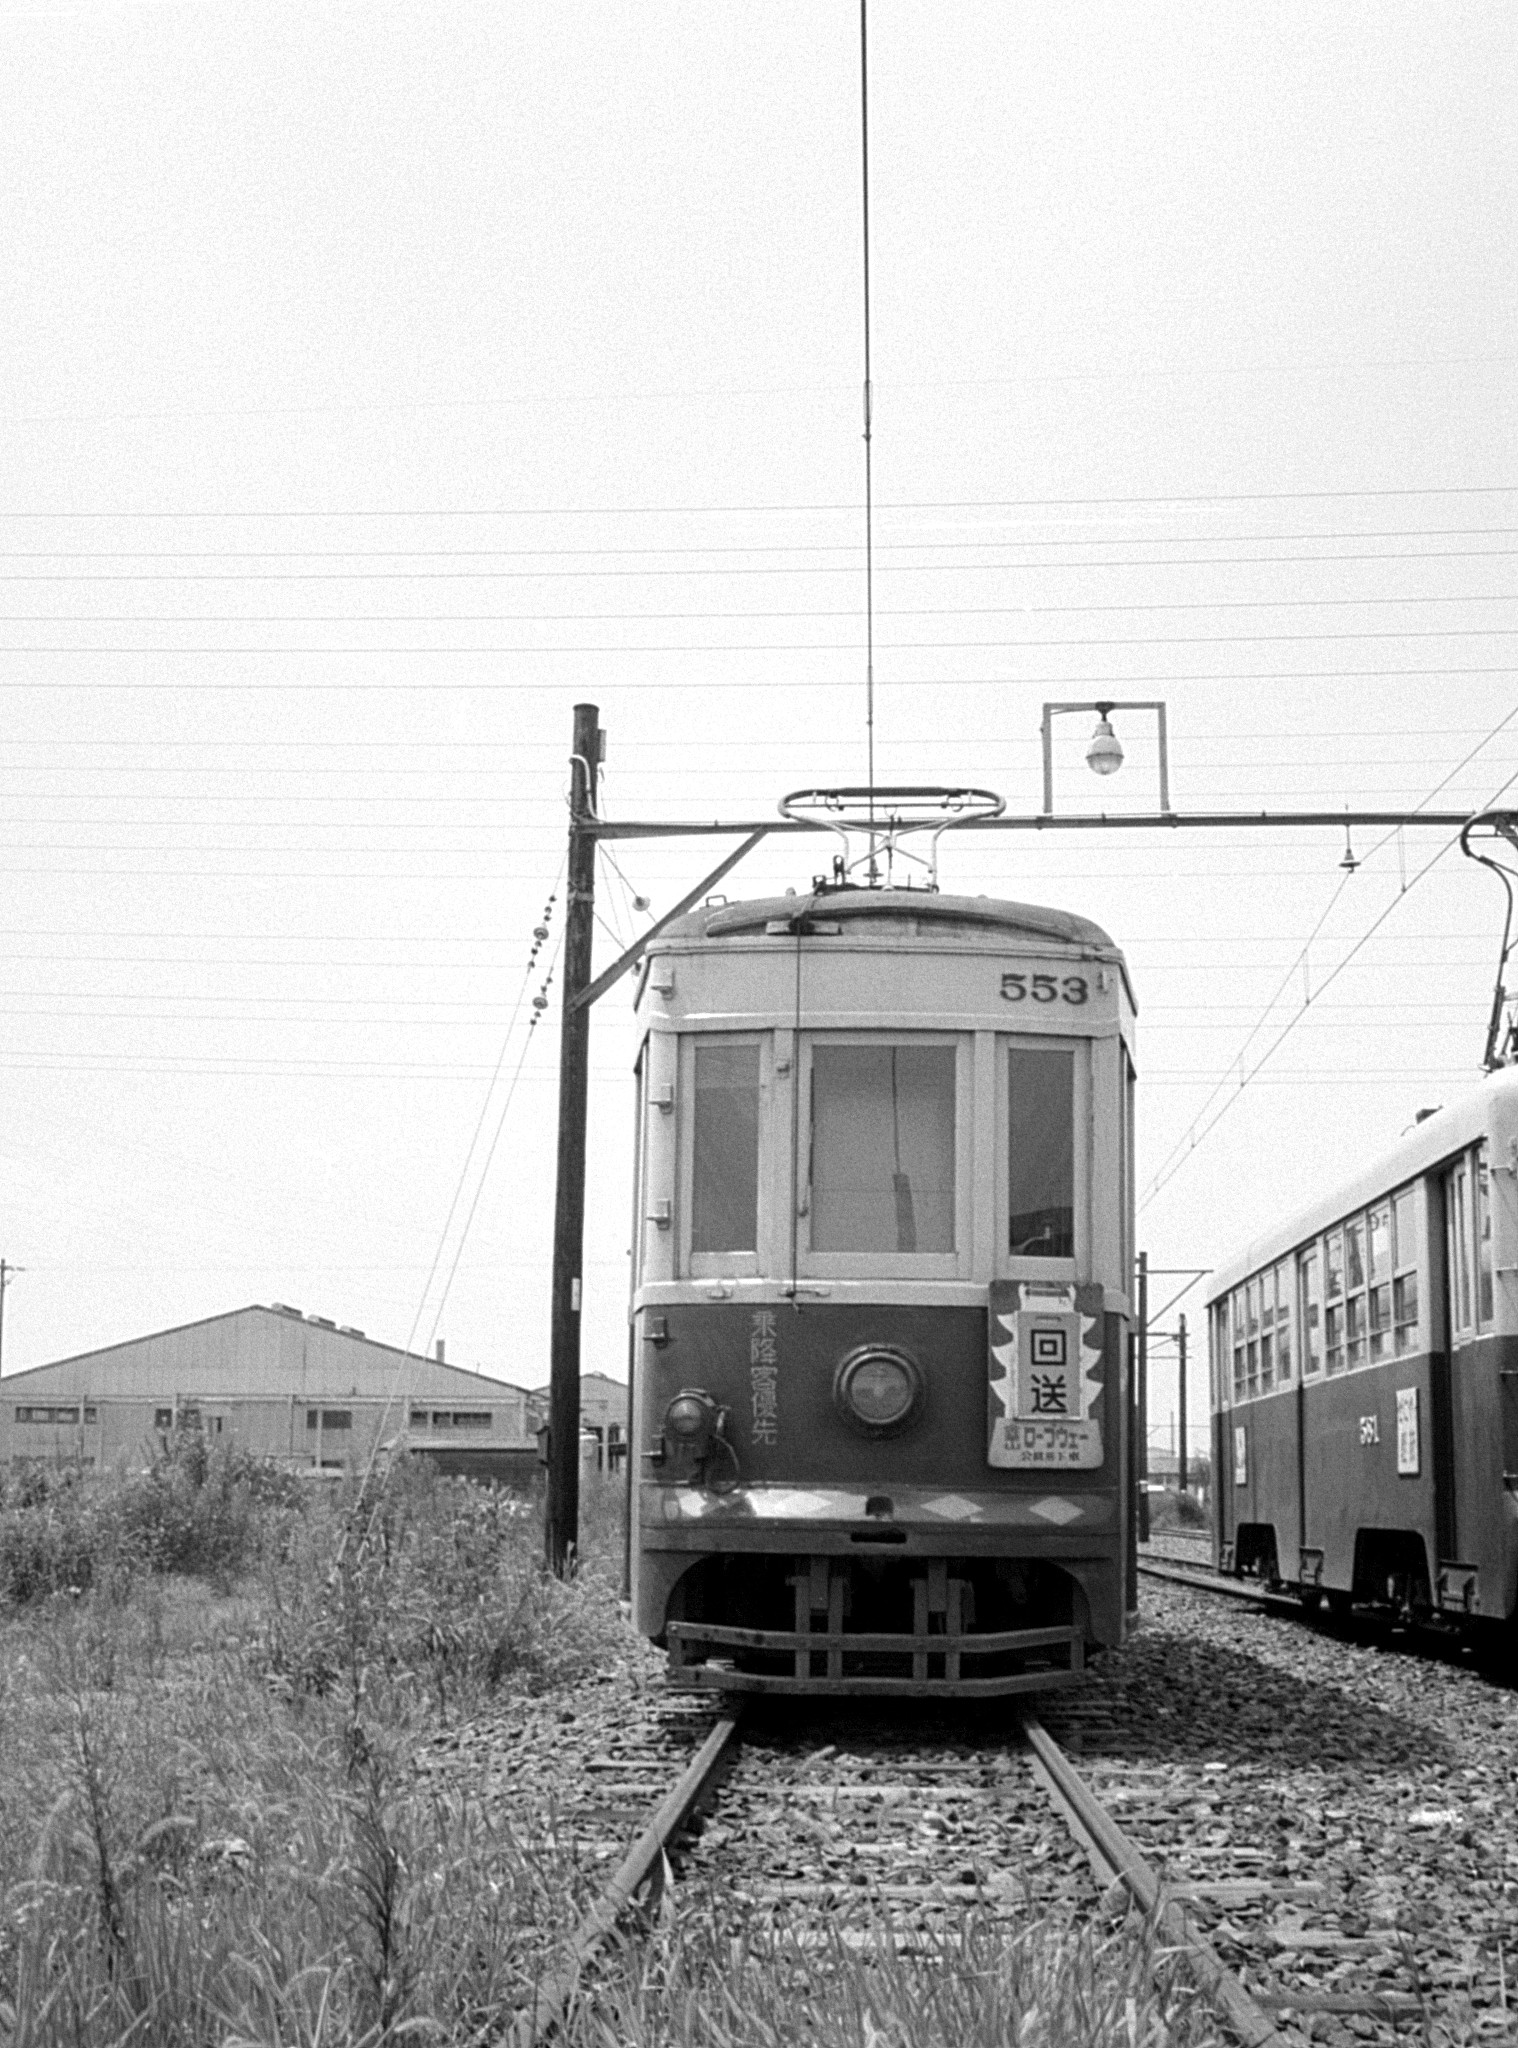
top-left (1085, 708), bottom-right (1124, 777)
top-left (1041, 699), bottom-right (1172, 815)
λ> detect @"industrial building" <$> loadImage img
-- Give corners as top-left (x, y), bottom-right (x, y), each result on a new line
top-left (0, 1304), bottom-right (536, 1478)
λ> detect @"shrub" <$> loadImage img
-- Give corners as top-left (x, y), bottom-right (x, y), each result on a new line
top-left (0, 1439), bottom-right (303, 1609)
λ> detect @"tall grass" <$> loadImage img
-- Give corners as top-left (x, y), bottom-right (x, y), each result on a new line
top-left (0, 1456), bottom-right (1244, 2046)
top-left (0, 1455), bottom-right (631, 2045)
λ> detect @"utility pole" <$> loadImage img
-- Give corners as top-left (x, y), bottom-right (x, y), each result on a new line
top-left (0, 1261), bottom-right (20, 1376)
top-left (546, 704), bottom-right (602, 1576)
top-left (1136, 1251), bottom-right (1150, 1541)
top-left (1177, 1312), bottom-right (1188, 1493)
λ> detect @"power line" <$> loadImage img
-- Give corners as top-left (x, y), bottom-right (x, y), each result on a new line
top-left (0, 663), bottom-right (1513, 689)
top-left (9, 594), bottom-right (1516, 622)
top-left (2, 483), bottom-right (1515, 518)
top-left (4, 523), bottom-right (1517, 558)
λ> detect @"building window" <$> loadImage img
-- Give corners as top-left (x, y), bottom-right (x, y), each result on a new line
top-left (1008, 1045), bottom-right (1075, 1258)
top-left (690, 1040), bottom-right (760, 1254)
top-left (83, 1405), bottom-right (97, 1424)
top-left (409, 1409), bottom-right (428, 1427)
top-left (154, 1407), bottom-right (173, 1430)
top-left (323, 1410), bottom-right (352, 1430)
top-left (811, 1041), bottom-right (957, 1254)
top-left (14, 1405), bottom-right (81, 1425)
top-left (451, 1411), bottom-right (491, 1429)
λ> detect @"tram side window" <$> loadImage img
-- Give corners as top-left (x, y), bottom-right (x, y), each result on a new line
top-left (811, 1042), bottom-right (956, 1253)
top-left (1211, 1301), bottom-right (1229, 1406)
top-left (1230, 1286), bottom-right (1247, 1400)
top-left (1324, 1226), bottom-right (1345, 1373)
top-left (1367, 1201), bottom-right (1392, 1362)
top-left (1298, 1245), bottom-right (1322, 1375)
top-left (1476, 1147), bottom-right (1495, 1327)
top-left (1391, 1186), bottom-right (1420, 1353)
top-left (691, 1041), bottom-right (760, 1253)
top-left (1008, 1045), bottom-right (1074, 1257)
top-left (1343, 1216), bottom-right (1368, 1368)
top-left (1257, 1269), bottom-right (1276, 1392)
top-left (1446, 1158), bottom-right (1473, 1334)
top-left (1272, 1258), bottom-right (1293, 1380)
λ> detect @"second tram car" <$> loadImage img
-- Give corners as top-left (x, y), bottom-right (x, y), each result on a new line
top-left (1209, 1069), bottom-right (1518, 1638)
top-left (627, 884), bottom-right (1139, 1695)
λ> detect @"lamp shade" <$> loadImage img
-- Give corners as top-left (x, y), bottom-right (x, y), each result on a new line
top-left (1086, 715), bottom-right (1124, 776)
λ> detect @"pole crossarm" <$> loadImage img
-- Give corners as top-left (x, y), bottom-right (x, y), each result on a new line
top-left (572, 829), bottom-right (772, 1011)
top-left (589, 809), bottom-right (1480, 841)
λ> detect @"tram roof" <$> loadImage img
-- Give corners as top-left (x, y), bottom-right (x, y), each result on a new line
top-left (651, 889), bottom-right (1122, 954)
top-left (1206, 1063), bottom-right (1518, 1302)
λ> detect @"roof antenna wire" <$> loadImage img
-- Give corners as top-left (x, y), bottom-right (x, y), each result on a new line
top-left (860, 0), bottom-right (879, 883)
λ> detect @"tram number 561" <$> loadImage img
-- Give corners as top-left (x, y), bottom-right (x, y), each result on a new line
top-left (1000, 972), bottom-right (1089, 1006)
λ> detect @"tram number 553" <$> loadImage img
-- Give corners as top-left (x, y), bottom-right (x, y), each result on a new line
top-left (1000, 972), bottom-right (1089, 1006)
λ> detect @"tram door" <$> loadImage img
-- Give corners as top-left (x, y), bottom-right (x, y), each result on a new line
top-left (1427, 1168), bottom-right (1459, 1572)
top-left (1436, 1148), bottom-right (1503, 1605)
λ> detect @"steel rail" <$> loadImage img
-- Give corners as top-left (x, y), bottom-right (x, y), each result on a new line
top-left (514, 1707), bottom-right (744, 2047)
top-left (1020, 1712), bottom-right (1294, 2048)
top-left (1138, 1557), bottom-right (1280, 1606)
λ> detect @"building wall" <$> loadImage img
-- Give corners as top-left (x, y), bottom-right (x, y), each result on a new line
top-left (1, 1306), bottom-right (533, 1474)
top-left (526, 1371), bottom-right (628, 1469)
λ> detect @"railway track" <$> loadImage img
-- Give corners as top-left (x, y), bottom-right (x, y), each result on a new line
top-left (512, 1691), bottom-right (1449, 2047)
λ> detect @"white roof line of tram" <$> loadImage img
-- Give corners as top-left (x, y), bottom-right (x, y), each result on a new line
top-left (1205, 1064), bottom-right (1518, 1304)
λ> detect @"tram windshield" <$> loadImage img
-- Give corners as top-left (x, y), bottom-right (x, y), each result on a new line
top-left (809, 1042), bottom-right (956, 1252)
top-left (1009, 1045), bottom-right (1075, 1257)
top-left (690, 1040), bottom-right (760, 1252)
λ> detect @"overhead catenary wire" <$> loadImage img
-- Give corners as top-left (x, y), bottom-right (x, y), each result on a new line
top-left (1141, 732), bottom-right (1518, 1210)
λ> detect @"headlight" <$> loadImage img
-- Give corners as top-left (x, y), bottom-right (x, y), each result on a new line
top-left (664, 1389), bottom-right (721, 1457)
top-left (834, 1346), bottom-right (924, 1437)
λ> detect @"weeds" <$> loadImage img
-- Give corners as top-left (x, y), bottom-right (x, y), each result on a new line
top-left (0, 1458), bottom-right (1239, 2046)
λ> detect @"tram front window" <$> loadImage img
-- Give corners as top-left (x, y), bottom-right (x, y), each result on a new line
top-left (691, 1041), bottom-right (760, 1252)
top-left (1009, 1045), bottom-right (1075, 1257)
top-left (810, 1043), bottom-right (956, 1252)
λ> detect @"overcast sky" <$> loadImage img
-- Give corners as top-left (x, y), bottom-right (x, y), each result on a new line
top-left (2, 2), bottom-right (1515, 1461)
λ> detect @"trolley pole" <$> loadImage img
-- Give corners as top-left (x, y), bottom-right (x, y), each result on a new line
top-left (1136, 1251), bottom-right (1150, 1540)
top-left (545, 702), bottom-right (602, 1576)
top-left (1177, 1312), bottom-right (1188, 1493)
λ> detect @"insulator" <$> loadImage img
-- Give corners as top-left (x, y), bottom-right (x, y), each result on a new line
top-left (534, 926), bottom-right (549, 942)
top-left (531, 995), bottom-right (549, 1011)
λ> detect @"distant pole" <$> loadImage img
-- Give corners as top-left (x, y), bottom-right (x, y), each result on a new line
top-left (0, 1261), bottom-right (19, 1376)
top-left (546, 703), bottom-right (602, 1576)
top-left (1136, 1251), bottom-right (1150, 1540)
top-left (1177, 1312), bottom-right (1189, 1493)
